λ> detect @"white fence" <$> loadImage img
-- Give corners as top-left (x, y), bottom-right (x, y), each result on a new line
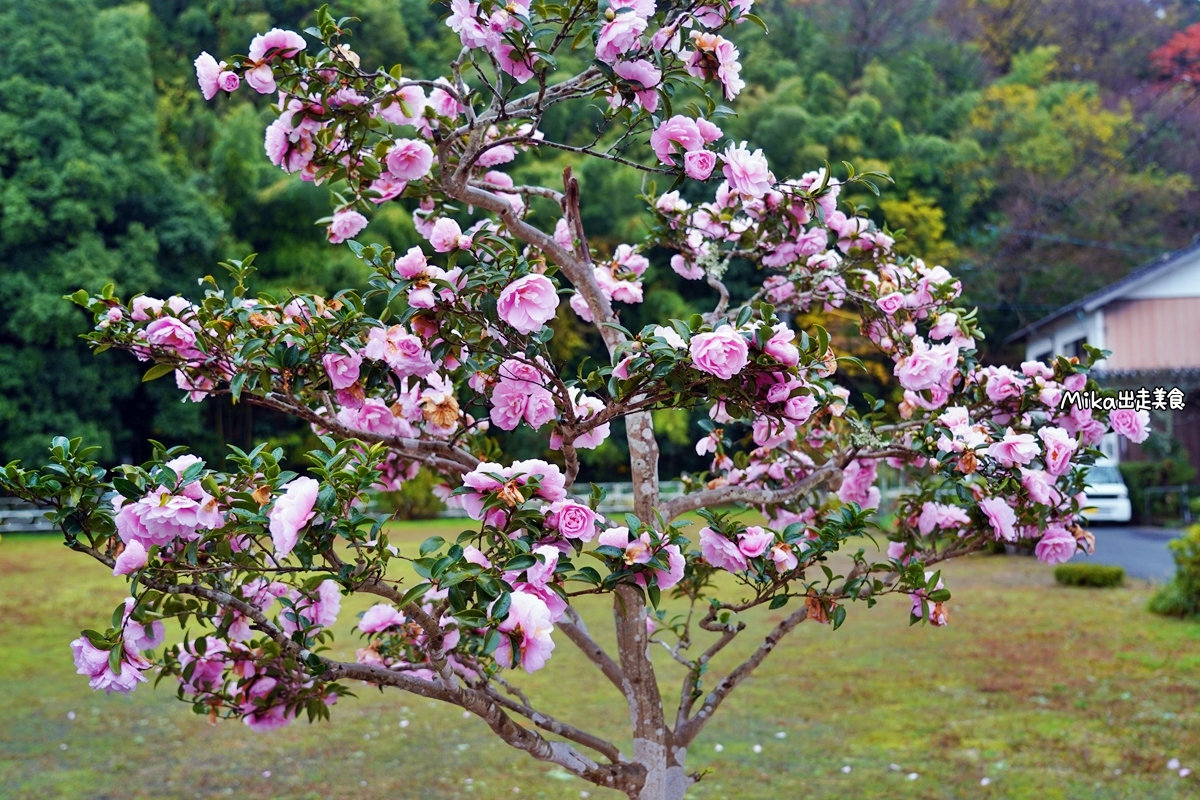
top-left (0, 496), bottom-right (54, 533)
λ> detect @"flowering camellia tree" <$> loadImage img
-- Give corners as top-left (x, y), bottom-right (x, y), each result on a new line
top-left (1, 4), bottom-right (1150, 798)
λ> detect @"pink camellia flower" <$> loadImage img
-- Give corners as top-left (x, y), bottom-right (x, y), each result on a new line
top-left (1034, 525), bottom-right (1077, 565)
top-left (649, 115), bottom-right (704, 163)
top-left (264, 118), bottom-right (315, 173)
top-left (429, 218), bottom-right (471, 252)
top-left (722, 142), bottom-right (773, 198)
top-left (494, 589), bottom-right (556, 673)
top-left (546, 500), bottom-right (599, 541)
top-left (987, 428), bottom-right (1040, 468)
top-left (671, 254), bottom-right (705, 280)
top-left (1109, 408), bottom-right (1151, 444)
top-left (176, 370), bottom-right (212, 403)
top-left (895, 336), bottom-right (958, 392)
top-left (368, 174), bottom-right (408, 204)
top-left (358, 604), bottom-right (406, 634)
top-left (737, 526), bottom-right (774, 559)
top-left (70, 637), bottom-right (110, 679)
top-left (512, 459), bottom-right (566, 502)
top-left (612, 59), bottom-right (661, 111)
top-left (217, 71), bottom-right (240, 93)
top-left (245, 63), bottom-right (277, 94)
top-left (763, 323), bottom-right (800, 367)
top-left (770, 543), bottom-right (799, 573)
top-left (979, 496), bottom-right (1017, 542)
top-left (339, 397), bottom-right (399, 437)
top-left (194, 52), bottom-right (223, 100)
top-left (501, 382), bottom-right (555, 430)
top-left (1020, 468), bottom-right (1060, 506)
top-left (121, 599), bottom-right (165, 652)
top-left (281, 580), bottom-right (342, 636)
top-left (984, 365), bottom-right (1025, 402)
top-left (268, 476), bottom-right (320, 559)
top-left (916, 502), bottom-right (971, 535)
top-left (784, 394), bottom-right (817, 424)
top-left (595, 13), bottom-right (647, 63)
top-left (248, 28), bottom-right (307, 62)
top-left (497, 274), bottom-right (560, 335)
top-left (328, 209), bottom-right (369, 244)
top-left (130, 487), bottom-right (222, 546)
top-left (525, 545), bottom-right (560, 589)
top-left (690, 327), bottom-right (749, 380)
top-left (699, 526), bottom-right (748, 572)
top-left (495, 43), bottom-right (535, 84)
top-left (684, 150), bottom-right (717, 180)
top-left (489, 381), bottom-right (531, 431)
top-left (697, 117), bottom-right (722, 143)
top-left (394, 246), bottom-right (428, 279)
top-left (877, 292), bottom-right (905, 316)
top-left (73, 626), bottom-right (153, 694)
top-left (838, 459), bottom-right (880, 509)
top-left (380, 84), bottom-right (427, 127)
top-left (1038, 426), bottom-right (1077, 476)
top-left (569, 291), bottom-right (594, 321)
top-left (687, 31), bottom-right (745, 99)
top-left (322, 349), bottom-right (362, 390)
top-left (364, 325), bottom-right (437, 378)
top-left (909, 572), bottom-right (948, 626)
top-left (131, 295), bottom-right (164, 321)
top-left (656, 544), bottom-right (686, 590)
top-left (145, 317), bottom-right (197, 353)
top-left (385, 139), bottom-right (435, 181)
top-left (112, 540), bottom-right (148, 576)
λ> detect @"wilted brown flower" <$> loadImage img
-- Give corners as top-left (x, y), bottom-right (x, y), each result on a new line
top-left (805, 592), bottom-right (831, 624)
top-left (422, 393), bottom-right (460, 429)
top-left (497, 480), bottom-right (525, 508)
top-left (251, 485), bottom-right (272, 507)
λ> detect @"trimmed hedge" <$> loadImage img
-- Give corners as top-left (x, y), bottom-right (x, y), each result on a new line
top-left (1054, 563), bottom-right (1125, 588)
top-left (1149, 525), bottom-right (1200, 617)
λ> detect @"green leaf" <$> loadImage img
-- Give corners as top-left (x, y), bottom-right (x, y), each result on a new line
top-left (419, 536), bottom-right (445, 556)
top-left (769, 594), bottom-right (789, 610)
top-left (108, 646), bottom-right (123, 676)
top-left (832, 605), bottom-right (847, 630)
top-left (505, 554), bottom-right (537, 572)
top-left (141, 363), bottom-right (175, 383)
top-left (398, 582), bottom-right (433, 607)
top-left (491, 591), bottom-right (512, 621)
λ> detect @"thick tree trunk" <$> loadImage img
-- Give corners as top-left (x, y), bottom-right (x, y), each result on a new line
top-left (627, 744), bottom-right (691, 800)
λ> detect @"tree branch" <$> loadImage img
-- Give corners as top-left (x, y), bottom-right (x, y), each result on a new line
top-left (660, 461), bottom-right (844, 522)
top-left (481, 683), bottom-right (627, 764)
top-left (675, 606), bottom-right (810, 746)
top-left (558, 606), bottom-right (627, 694)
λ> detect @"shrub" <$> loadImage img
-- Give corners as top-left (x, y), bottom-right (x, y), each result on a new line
top-left (1149, 525), bottom-right (1200, 617)
top-left (376, 468), bottom-right (446, 520)
top-left (1054, 563), bottom-right (1125, 587)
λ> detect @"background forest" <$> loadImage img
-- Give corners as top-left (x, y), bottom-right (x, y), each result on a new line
top-left (3, 0), bottom-right (1199, 485)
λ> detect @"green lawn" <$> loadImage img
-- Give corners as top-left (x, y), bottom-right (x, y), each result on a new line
top-left (3, 522), bottom-right (1200, 799)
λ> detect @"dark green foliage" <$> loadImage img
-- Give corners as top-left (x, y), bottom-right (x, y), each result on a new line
top-left (5, 0), bottom-right (1199, 473)
top-left (1118, 440), bottom-right (1196, 523)
top-left (1054, 563), bottom-right (1125, 588)
top-left (0, 0), bottom-right (222, 464)
top-left (377, 468), bottom-right (448, 521)
top-left (1149, 526), bottom-right (1200, 617)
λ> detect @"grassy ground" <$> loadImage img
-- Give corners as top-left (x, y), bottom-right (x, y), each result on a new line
top-left (2, 521), bottom-right (1200, 800)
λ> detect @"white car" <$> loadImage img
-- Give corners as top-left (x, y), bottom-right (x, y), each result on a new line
top-left (1080, 461), bottom-right (1132, 524)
